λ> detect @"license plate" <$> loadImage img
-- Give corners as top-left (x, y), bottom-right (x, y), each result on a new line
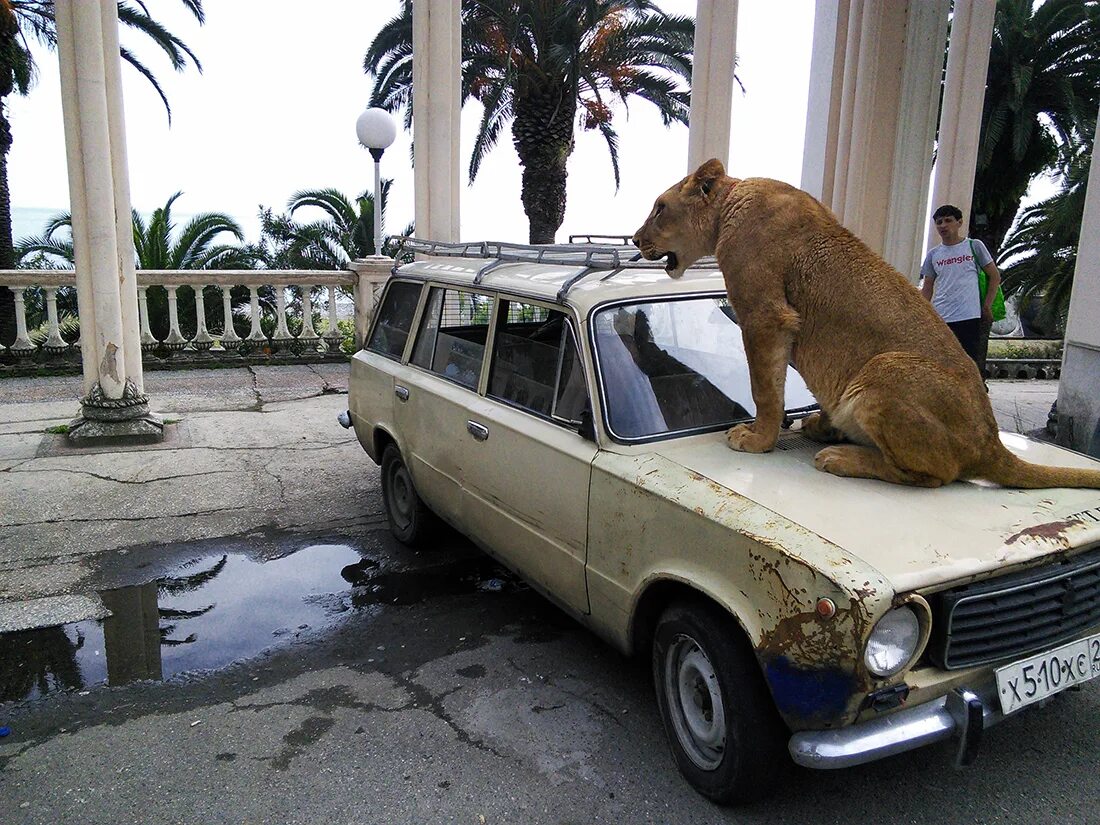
top-left (996, 633), bottom-right (1100, 715)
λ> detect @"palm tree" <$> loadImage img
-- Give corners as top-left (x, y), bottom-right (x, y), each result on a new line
top-left (998, 134), bottom-right (1092, 334)
top-left (364, 0), bottom-right (696, 244)
top-left (0, 0), bottom-right (205, 344)
top-left (250, 184), bottom-right (411, 270)
top-left (970, 0), bottom-right (1100, 255)
top-left (17, 192), bottom-right (248, 338)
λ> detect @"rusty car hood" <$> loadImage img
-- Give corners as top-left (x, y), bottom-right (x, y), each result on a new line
top-left (648, 430), bottom-right (1100, 593)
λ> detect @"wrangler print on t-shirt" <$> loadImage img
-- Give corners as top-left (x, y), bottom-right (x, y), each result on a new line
top-left (919, 238), bottom-right (994, 323)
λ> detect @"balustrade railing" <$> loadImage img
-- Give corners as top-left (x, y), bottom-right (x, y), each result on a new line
top-left (0, 262), bottom-right (390, 372)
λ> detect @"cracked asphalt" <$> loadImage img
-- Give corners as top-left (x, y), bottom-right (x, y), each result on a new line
top-left (2, 368), bottom-right (1094, 824)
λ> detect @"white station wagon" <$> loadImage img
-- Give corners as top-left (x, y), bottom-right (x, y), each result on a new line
top-left (345, 238), bottom-right (1100, 803)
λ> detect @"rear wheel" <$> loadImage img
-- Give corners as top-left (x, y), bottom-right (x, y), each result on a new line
top-left (380, 444), bottom-right (437, 546)
top-left (652, 601), bottom-right (789, 804)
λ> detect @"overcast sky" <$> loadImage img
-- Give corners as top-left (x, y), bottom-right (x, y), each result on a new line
top-left (8, 0), bottom-right (815, 244)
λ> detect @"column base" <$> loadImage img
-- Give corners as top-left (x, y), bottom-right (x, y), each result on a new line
top-left (67, 379), bottom-right (165, 446)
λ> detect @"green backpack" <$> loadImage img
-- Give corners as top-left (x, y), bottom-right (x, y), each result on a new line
top-left (971, 239), bottom-right (1006, 321)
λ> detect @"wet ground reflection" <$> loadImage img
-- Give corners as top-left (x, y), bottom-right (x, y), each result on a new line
top-left (1, 543), bottom-right (515, 704)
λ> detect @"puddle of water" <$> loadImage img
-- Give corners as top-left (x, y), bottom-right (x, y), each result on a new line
top-left (1, 544), bottom-right (361, 704)
top-left (1, 543), bottom-right (519, 704)
top-left (342, 556), bottom-right (516, 607)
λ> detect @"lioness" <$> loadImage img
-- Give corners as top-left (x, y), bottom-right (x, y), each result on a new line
top-left (633, 158), bottom-right (1100, 489)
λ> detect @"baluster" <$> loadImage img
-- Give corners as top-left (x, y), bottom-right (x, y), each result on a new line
top-left (163, 286), bottom-right (188, 351)
top-left (42, 286), bottom-right (69, 357)
top-left (8, 286), bottom-right (36, 359)
top-left (323, 285), bottom-right (343, 355)
top-left (219, 285), bottom-right (241, 352)
top-left (298, 285), bottom-right (320, 354)
top-left (246, 285), bottom-right (268, 353)
top-left (272, 284), bottom-right (294, 355)
top-left (191, 284), bottom-right (213, 352)
top-left (137, 286), bottom-right (159, 355)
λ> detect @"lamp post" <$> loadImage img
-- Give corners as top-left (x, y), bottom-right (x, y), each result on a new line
top-left (355, 107), bottom-right (397, 256)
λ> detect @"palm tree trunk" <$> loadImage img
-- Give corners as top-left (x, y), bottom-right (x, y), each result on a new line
top-left (513, 82), bottom-right (576, 245)
top-left (0, 99), bottom-right (16, 346)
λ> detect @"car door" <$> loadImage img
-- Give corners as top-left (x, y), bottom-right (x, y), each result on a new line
top-left (395, 285), bottom-right (494, 533)
top-left (458, 298), bottom-right (596, 615)
top-left (350, 279), bottom-right (428, 458)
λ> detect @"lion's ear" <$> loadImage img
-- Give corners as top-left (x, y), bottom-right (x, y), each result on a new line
top-left (689, 158), bottom-right (725, 197)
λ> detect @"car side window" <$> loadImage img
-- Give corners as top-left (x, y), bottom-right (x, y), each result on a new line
top-left (489, 300), bottom-right (588, 424)
top-left (367, 281), bottom-right (422, 359)
top-left (410, 287), bottom-right (493, 389)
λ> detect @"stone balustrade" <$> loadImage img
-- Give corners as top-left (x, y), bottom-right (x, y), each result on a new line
top-left (0, 260), bottom-right (391, 371)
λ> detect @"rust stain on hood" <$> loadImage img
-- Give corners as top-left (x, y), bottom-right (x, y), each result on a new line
top-left (1004, 519), bottom-right (1081, 548)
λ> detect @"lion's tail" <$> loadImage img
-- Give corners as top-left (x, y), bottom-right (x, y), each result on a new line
top-left (978, 445), bottom-right (1100, 489)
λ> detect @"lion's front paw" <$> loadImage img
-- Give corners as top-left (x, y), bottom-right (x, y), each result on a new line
top-left (726, 424), bottom-right (776, 453)
top-left (801, 412), bottom-right (845, 444)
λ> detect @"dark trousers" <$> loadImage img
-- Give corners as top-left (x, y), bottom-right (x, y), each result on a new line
top-left (976, 314), bottom-right (993, 376)
top-left (946, 317), bottom-right (983, 369)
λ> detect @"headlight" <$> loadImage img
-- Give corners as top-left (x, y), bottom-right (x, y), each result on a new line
top-left (864, 607), bottom-right (921, 677)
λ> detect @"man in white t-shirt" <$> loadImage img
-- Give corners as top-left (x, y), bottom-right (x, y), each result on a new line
top-left (919, 204), bottom-right (1001, 369)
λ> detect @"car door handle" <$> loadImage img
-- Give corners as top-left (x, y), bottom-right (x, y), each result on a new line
top-left (395, 385), bottom-right (409, 402)
top-left (466, 420), bottom-right (489, 441)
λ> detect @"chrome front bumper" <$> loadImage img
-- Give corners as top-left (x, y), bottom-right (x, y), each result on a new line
top-left (789, 685), bottom-right (1005, 770)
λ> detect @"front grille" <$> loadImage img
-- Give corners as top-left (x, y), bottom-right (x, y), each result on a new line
top-left (928, 546), bottom-right (1100, 669)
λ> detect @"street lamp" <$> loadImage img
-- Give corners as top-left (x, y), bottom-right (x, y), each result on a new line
top-left (355, 107), bottom-right (397, 256)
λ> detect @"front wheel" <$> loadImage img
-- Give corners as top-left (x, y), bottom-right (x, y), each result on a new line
top-left (380, 444), bottom-right (437, 546)
top-left (652, 601), bottom-right (789, 804)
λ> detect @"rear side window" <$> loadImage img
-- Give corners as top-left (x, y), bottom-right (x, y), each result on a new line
top-left (489, 300), bottom-right (588, 424)
top-left (367, 281), bottom-right (421, 359)
top-left (410, 287), bottom-right (493, 389)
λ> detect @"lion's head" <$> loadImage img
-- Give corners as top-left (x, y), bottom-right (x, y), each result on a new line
top-left (632, 158), bottom-right (728, 279)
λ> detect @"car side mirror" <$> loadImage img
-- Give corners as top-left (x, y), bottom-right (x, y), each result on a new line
top-left (578, 404), bottom-right (597, 443)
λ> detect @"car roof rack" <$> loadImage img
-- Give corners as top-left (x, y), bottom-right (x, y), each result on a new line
top-left (396, 238), bottom-right (719, 300)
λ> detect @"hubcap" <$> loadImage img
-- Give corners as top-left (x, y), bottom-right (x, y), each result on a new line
top-left (663, 634), bottom-right (726, 770)
top-left (386, 462), bottom-right (413, 529)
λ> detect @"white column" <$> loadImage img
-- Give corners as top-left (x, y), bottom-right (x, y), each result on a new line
top-left (1057, 113), bottom-right (1100, 455)
top-left (8, 287), bottom-right (35, 355)
top-left (801, 0), bottom-right (848, 204)
top-left (56, 0), bottom-right (143, 397)
top-left (801, 0), bottom-right (950, 277)
top-left (192, 285), bottom-right (213, 349)
top-left (99, 0), bottom-right (142, 388)
top-left (883, 0), bottom-right (953, 278)
top-left (926, 0), bottom-right (997, 251)
top-left (137, 286), bottom-right (157, 349)
top-left (220, 285), bottom-right (241, 349)
top-left (43, 287), bottom-right (68, 351)
top-left (246, 286), bottom-right (266, 343)
top-left (413, 0), bottom-right (461, 242)
top-left (686, 0), bottom-right (738, 172)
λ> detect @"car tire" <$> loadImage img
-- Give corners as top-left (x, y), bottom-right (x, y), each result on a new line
top-left (380, 444), bottom-right (437, 546)
top-left (652, 601), bottom-right (789, 804)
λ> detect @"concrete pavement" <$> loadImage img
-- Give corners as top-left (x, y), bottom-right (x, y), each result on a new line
top-left (0, 364), bottom-right (369, 629)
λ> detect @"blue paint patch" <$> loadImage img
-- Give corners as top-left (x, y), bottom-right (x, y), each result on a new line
top-left (763, 656), bottom-right (854, 723)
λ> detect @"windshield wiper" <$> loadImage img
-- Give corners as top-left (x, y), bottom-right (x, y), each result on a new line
top-left (782, 403), bottom-right (821, 428)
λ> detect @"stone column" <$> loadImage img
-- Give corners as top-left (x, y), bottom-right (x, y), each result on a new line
top-left (56, 0), bottom-right (162, 443)
top-left (686, 0), bottom-right (738, 172)
top-left (926, 0), bottom-right (997, 251)
top-left (350, 259), bottom-right (394, 350)
top-left (802, 0), bottom-right (950, 277)
top-left (1057, 113), bottom-right (1100, 457)
top-left (413, 0), bottom-right (461, 242)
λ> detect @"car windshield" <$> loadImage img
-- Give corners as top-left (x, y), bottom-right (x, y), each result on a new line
top-left (593, 296), bottom-right (818, 440)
